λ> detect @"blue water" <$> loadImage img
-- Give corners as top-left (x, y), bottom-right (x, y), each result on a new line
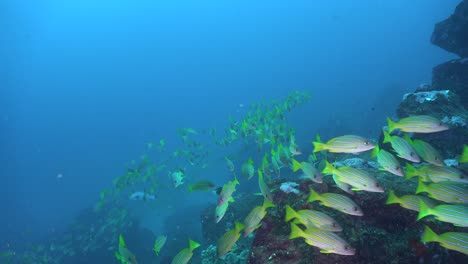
top-left (1, 0), bottom-right (458, 261)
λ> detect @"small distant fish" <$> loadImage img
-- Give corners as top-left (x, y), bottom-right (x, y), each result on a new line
top-left (171, 239), bottom-right (200, 264)
top-left (129, 191), bottom-right (156, 201)
top-left (116, 235), bottom-right (138, 264)
top-left (225, 157), bottom-right (235, 172)
top-left (188, 180), bottom-right (216, 192)
top-left (322, 161), bottom-right (384, 193)
top-left (405, 137), bottom-right (444, 166)
top-left (243, 199), bottom-right (275, 237)
top-left (405, 163), bottom-right (467, 183)
top-left (258, 169), bottom-right (273, 201)
top-left (371, 145), bottom-right (403, 177)
top-left (385, 190), bottom-right (436, 212)
top-left (416, 179), bottom-right (468, 204)
top-left (218, 178), bottom-right (240, 206)
top-left (289, 223), bottom-right (355, 255)
top-left (285, 205), bottom-right (342, 232)
top-left (153, 235), bottom-right (167, 256)
top-left (292, 158), bottom-right (323, 183)
top-left (421, 225), bottom-right (468, 255)
top-left (307, 189), bottom-right (363, 216)
top-left (417, 200), bottom-right (468, 227)
top-left (312, 134), bottom-right (375, 154)
top-left (241, 158), bottom-right (255, 180)
top-left (387, 115), bottom-right (449, 134)
top-left (217, 221), bottom-right (245, 257)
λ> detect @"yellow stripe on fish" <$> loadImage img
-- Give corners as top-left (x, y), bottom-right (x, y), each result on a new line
top-left (285, 205), bottom-right (342, 232)
top-left (383, 131), bottom-right (420, 163)
top-left (387, 115), bottom-right (449, 134)
top-left (322, 161), bottom-right (383, 193)
top-left (405, 137), bottom-right (444, 166)
top-left (171, 239), bottom-right (200, 264)
top-left (289, 223), bottom-right (355, 255)
top-left (307, 189), bottom-right (363, 216)
top-left (217, 222), bottom-right (244, 257)
top-left (371, 145), bottom-right (403, 176)
top-left (406, 163), bottom-right (467, 183)
top-left (417, 200), bottom-right (468, 227)
top-left (416, 179), bottom-right (468, 204)
top-left (421, 225), bottom-right (468, 255)
top-left (243, 199), bottom-right (275, 237)
top-left (385, 190), bottom-right (436, 212)
top-left (312, 134), bottom-right (375, 154)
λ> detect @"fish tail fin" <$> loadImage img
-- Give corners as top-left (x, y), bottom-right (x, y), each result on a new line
top-left (404, 134), bottom-right (413, 145)
top-left (405, 163), bottom-right (418, 179)
top-left (322, 160), bottom-right (335, 175)
top-left (387, 117), bottom-right (397, 133)
top-left (385, 190), bottom-right (400, 205)
top-left (285, 205), bottom-right (298, 222)
top-left (421, 225), bottom-right (439, 243)
top-left (289, 223), bottom-right (305, 240)
top-left (371, 144), bottom-right (380, 158)
top-left (188, 239), bottom-right (201, 251)
top-left (188, 186), bottom-right (194, 192)
top-left (312, 141), bottom-right (327, 153)
top-left (119, 234), bottom-right (126, 248)
top-left (315, 133), bottom-right (322, 143)
top-left (417, 200), bottom-right (432, 221)
top-left (291, 158), bottom-right (302, 172)
top-left (415, 178), bottom-right (427, 194)
top-left (383, 130), bottom-right (392, 144)
top-left (234, 221), bottom-right (245, 232)
top-left (307, 189), bottom-right (321, 203)
top-left (115, 251), bottom-right (121, 261)
top-left (263, 199), bottom-right (275, 209)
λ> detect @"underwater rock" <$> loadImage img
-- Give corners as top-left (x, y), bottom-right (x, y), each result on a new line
top-left (201, 244), bottom-right (249, 264)
top-left (431, 58), bottom-right (468, 108)
top-left (395, 87), bottom-right (467, 158)
top-left (431, 0), bottom-right (468, 57)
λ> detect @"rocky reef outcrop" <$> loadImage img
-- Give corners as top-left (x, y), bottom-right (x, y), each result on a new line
top-left (431, 0), bottom-right (468, 57)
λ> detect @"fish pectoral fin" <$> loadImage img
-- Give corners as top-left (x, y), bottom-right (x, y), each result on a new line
top-left (351, 187), bottom-right (362, 191)
top-left (319, 249), bottom-right (332, 254)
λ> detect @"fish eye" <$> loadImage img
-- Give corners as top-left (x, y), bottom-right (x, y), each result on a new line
top-left (410, 152), bottom-right (415, 157)
top-left (344, 246), bottom-right (349, 250)
top-left (395, 166), bottom-right (400, 170)
top-left (376, 183), bottom-right (380, 187)
top-left (353, 206), bottom-right (358, 211)
top-left (435, 157), bottom-right (439, 160)
top-left (332, 223), bottom-right (336, 227)
top-left (363, 141), bottom-right (369, 145)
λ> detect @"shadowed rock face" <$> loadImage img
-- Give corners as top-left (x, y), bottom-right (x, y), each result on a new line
top-left (432, 58), bottom-right (468, 108)
top-left (431, 0), bottom-right (468, 57)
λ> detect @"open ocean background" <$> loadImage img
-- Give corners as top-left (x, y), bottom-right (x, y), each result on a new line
top-left (1, 0), bottom-right (459, 261)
